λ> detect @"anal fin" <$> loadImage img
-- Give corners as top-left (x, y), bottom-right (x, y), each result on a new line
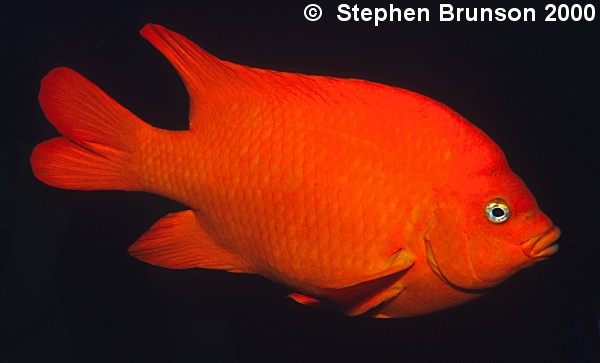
top-left (128, 210), bottom-right (245, 272)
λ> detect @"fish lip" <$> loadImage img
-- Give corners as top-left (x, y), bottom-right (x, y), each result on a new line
top-left (521, 226), bottom-right (561, 259)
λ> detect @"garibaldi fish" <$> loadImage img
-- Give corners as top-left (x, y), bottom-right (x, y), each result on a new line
top-left (31, 24), bottom-right (560, 318)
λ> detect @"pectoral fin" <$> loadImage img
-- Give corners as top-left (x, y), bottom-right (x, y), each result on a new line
top-left (128, 210), bottom-right (246, 272)
top-left (290, 249), bottom-right (415, 316)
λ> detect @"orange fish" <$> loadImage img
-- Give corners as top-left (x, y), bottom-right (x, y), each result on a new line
top-left (31, 24), bottom-right (560, 318)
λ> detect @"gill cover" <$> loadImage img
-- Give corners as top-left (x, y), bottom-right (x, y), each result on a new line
top-left (424, 196), bottom-right (493, 290)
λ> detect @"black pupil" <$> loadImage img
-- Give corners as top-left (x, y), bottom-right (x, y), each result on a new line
top-left (492, 207), bottom-right (505, 218)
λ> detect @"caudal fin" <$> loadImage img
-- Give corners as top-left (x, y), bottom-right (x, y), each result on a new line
top-left (31, 67), bottom-right (151, 191)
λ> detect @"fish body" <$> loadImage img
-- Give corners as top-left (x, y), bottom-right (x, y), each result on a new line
top-left (31, 24), bottom-right (560, 318)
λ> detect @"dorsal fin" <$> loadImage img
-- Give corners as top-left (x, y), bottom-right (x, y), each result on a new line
top-left (139, 24), bottom-right (242, 130)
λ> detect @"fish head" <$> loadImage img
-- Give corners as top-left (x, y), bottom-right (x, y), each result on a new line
top-left (424, 158), bottom-right (560, 291)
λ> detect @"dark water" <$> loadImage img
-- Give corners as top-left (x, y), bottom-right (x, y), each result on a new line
top-left (2, 1), bottom-right (598, 362)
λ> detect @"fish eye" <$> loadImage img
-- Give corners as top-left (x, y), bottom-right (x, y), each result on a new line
top-left (485, 199), bottom-right (510, 223)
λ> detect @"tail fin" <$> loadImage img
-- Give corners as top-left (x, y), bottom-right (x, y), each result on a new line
top-left (31, 67), bottom-right (151, 191)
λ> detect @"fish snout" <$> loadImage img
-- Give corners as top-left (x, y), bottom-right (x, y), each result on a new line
top-left (521, 226), bottom-right (561, 259)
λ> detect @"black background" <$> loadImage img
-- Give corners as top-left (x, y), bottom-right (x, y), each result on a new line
top-left (2, 1), bottom-right (598, 362)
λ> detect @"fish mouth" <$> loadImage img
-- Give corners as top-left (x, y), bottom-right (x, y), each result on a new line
top-left (521, 226), bottom-right (561, 259)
